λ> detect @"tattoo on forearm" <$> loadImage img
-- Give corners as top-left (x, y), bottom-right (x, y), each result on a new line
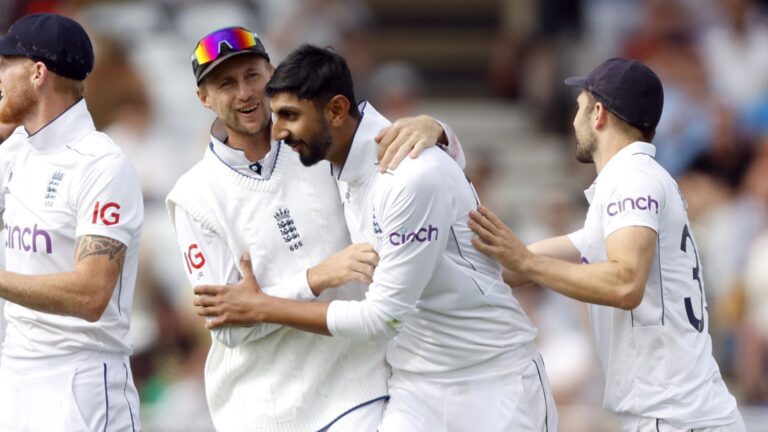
top-left (75, 235), bottom-right (127, 269)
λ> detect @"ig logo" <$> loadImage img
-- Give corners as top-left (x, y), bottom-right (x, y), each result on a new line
top-left (184, 243), bottom-right (206, 274)
top-left (92, 201), bottom-right (121, 226)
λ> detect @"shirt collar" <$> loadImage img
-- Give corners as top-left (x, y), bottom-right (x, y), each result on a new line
top-left (208, 119), bottom-right (279, 179)
top-left (584, 141), bottom-right (656, 203)
top-left (26, 98), bottom-right (95, 152)
top-left (334, 101), bottom-right (390, 183)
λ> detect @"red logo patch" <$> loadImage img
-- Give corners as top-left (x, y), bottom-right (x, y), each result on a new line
top-left (92, 201), bottom-right (121, 226)
top-left (184, 243), bottom-right (206, 273)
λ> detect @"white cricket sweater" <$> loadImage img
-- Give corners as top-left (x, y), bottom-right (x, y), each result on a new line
top-left (167, 139), bottom-right (389, 432)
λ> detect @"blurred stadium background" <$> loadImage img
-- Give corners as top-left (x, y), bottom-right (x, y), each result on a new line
top-left (1, 0), bottom-right (768, 430)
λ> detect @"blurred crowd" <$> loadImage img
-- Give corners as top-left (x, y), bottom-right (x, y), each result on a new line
top-left (1, 0), bottom-right (767, 430)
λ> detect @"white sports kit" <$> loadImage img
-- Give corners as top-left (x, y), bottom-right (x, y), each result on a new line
top-left (568, 142), bottom-right (745, 432)
top-left (327, 102), bottom-right (557, 432)
top-left (0, 100), bottom-right (143, 431)
top-left (167, 126), bottom-right (393, 431)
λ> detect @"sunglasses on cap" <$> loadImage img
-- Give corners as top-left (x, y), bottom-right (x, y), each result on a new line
top-left (191, 26), bottom-right (270, 82)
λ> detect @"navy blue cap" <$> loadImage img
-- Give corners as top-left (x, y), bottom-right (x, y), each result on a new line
top-left (0, 13), bottom-right (94, 81)
top-left (565, 58), bottom-right (664, 132)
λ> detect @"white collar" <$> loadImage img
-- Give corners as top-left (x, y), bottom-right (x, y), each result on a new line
top-left (208, 120), bottom-right (280, 179)
top-left (27, 98), bottom-right (95, 152)
top-left (334, 101), bottom-right (390, 184)
top-left (584, 141), bottom-right (656, 203)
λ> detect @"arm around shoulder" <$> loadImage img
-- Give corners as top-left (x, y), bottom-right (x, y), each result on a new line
top-left (376, 114), bottom-right (465, 170)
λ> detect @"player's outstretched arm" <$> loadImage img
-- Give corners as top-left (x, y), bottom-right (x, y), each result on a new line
top-left (376, 115), bottom-right (464, 171)
top-left (470, 205), bottom-right (581, 287)
top-left (498, 236), bottom-right (582, 287)
top-left (517, 227), bottom-right (655, 309)
top-left (0, 234), bottom-right (125, 321)
top-left (471, 204), bottom-right (656, 309)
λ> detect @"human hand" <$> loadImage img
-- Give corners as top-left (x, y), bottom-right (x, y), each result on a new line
top-left (375, 115), bottom-right (445, 172)
top-left (193, 254), bottom-right (266, 329)
top-left (469, 205), bottom-right (531, 272)
top-left (308, 243), bottom-right (379, 294)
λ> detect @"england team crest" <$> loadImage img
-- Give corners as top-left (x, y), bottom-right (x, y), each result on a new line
top-left (274, 207), bottom-right (303, 251)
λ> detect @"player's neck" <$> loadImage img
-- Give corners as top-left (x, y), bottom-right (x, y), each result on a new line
top-left (327, 115), bottom-right (360, 167)
top-left (594, 131), bottom-right (637, 174)
top-left (24, 94), bottom-right (79, 135)
top-left (226, 121), bottom-right (272, 162)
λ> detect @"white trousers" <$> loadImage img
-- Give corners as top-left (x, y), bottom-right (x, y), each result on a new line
top-left (379, 354), bottom-right (558, 432)
top-left (322, 397), bottom-right (387, 432)
top-left (622, 411), bottom-right (747, 432)
top-left (0, 356), bottom-right (141, 432)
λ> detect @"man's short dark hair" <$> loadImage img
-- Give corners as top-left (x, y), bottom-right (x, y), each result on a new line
top-left (266, 44), bottom-right (360, 118)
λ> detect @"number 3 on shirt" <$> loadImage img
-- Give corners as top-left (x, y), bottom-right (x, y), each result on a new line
top-left (680, 224), bottom-right (704, 333)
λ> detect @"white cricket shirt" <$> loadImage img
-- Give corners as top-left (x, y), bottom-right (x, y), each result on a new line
top-left (327, 103), bottom-right (538, 380)
top-left (568, 142), bottom-right (739, 427)
top-left (0, 99), bottom-right (143, 365)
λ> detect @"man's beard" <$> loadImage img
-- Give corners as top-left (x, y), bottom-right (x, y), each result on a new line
top-left (288, 121), bottom-right (332, 167)
top-left (223, 108), bottom-right (269, 137)
top-left (0, 82), bottom-right (36, 125)
top-left (575, 122), bottom-right (597, 164)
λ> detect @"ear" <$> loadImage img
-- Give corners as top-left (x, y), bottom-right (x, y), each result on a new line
top-left (197, 86), bottom-right (211, 109)
top-left (593, 101), bottom-right (609, 130)
top-left (326, 95), bottom-right (350, 126)
top-left (30, 61), bottom-right (47, 89)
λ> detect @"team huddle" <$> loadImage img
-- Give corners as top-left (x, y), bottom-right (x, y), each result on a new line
top-left (0, 12), bottom-right (747, 432)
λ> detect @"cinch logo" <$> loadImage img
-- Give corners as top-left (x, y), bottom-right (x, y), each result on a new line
top-left (606, 195), bottom-right (659, 216)
top-left (92, 201), bottom-right (121, 226)
top-left (4, 223), bottom-right (53, 254)
top-left (183, 243), bottom-right (206, 274)
top-left (389, 225), bottom-right (439, 246)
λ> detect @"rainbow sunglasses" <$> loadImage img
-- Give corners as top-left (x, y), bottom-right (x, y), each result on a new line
top-left (191, 27), bottom-right (269, 82)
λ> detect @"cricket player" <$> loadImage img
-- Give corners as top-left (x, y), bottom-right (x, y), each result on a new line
top-left (167, 27), bottom-right (464, 431)
top-left (195, 44), bottom-right (557, 432)
top-left (470, 58), bottom-right (745, 432)
top-left (0, 13), bottom-right (143, 431)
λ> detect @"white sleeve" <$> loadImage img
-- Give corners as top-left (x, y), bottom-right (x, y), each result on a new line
top-left (327, 171), bottom-right (451, 339)
top-left (173, 207), bottom-right (314, 347)
top-left (602, 171), bottom-right (665, 238)
top-left (436, 120), bottom-right (466, 170)
top-left (567, 228), bottom-right (584, 254)
top-left (75, 153), bottom-right (143, 246)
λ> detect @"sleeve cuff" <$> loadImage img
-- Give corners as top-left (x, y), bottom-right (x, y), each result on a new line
top-left (261, 269), bottom-right (316, 301)
top-left (566, 229), bottom-right (583, 251)
top-left (604, 219), bottom-right (658, 239)
top-left (75, 227), bottom-right (132, 248)
top-left (327, 300), bottom-right (351, 337)
top-left (326, 300), bottom-right (341, 337)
